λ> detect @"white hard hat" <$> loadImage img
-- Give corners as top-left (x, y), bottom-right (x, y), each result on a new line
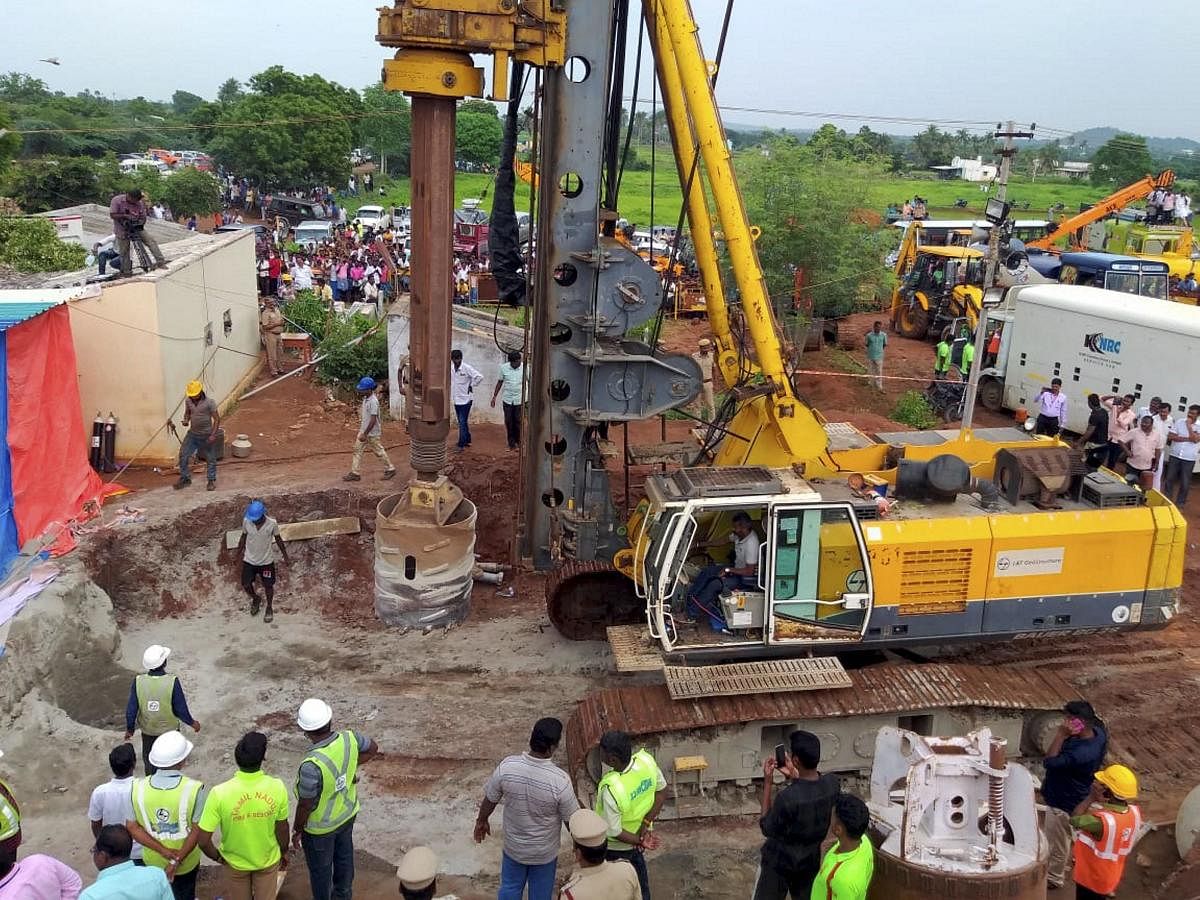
top-left (142, 645), bottom-right (171, 670)
top-left (148, 731), bottom-right (193, 769)
top-left (297, 698), bottom-right (333, 731)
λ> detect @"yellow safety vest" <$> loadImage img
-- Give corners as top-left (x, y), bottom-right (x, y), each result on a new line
top-left (132, 775), bottom-right (202, 874)
top-left (135, 674), bottom-right (180, 735)
top-left (299, 731), bottom-right (360, 835)
top-left (595, 749), bottom-right (659, 848)
top-left (0, 780), bottom-right (19, 841)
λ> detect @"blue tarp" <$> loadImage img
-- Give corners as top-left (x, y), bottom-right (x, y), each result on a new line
top-left (0, 334), bottom-right (19, 573)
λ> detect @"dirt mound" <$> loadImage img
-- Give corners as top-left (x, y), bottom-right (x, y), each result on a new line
top-left (446, 455), bottom-right (519, 562)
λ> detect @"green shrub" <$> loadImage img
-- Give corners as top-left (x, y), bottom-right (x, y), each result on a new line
top-left (892, 390), bottom-right (938, 429)
top-left (0, 217), bottom-right (88, 272)
top-left (284, 289), bottom-right (332, 342)
top-left (317, 313), bottom-right (388, 387)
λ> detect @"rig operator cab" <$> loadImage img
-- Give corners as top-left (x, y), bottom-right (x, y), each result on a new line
top-left (634, 467), bottom-right (876, 655)
top-left (624, 460), bottom-right (1184, 662)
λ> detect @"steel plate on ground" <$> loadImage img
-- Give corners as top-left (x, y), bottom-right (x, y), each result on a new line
top-left (663, 657), bottom-right (852, 700)
top-left (823, 421), bottom-right (875, 450)
top-left (607, 624), bottom-right (665, 672)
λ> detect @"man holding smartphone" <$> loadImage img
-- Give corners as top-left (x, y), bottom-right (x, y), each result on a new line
top-left (754, 731), bottom-right (838, 900)
top-left (1042, 700), bottom-right (1108, 890)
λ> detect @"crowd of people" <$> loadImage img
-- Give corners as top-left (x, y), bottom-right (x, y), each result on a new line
top-left (1030, 383), bottom-right (1200, 504)
top-left (1, 690), bottom-right (1149, 900)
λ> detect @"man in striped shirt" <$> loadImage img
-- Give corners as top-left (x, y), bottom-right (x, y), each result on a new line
top-left (474, 718), bottom-right (580, 900)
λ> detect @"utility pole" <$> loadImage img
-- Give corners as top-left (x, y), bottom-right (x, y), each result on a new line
top-left (961, 121), bottom-right (1035, 430)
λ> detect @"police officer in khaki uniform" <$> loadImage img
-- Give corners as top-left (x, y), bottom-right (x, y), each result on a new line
top-left (397, 846), bottom-right (444, 900)
top-left (559, 810), bottom-right (639, 900)
top-left (260, 297), bottom-right (286, 377)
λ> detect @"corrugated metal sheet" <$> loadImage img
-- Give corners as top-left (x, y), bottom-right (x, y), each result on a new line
top-left (663, 657), bottom-right (852, 699)
top-left (0, 300), bottom-right (61, 332)
top-left (565, 663), bottom-right (1076, 780)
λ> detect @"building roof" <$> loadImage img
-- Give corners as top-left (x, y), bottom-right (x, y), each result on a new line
top-left (0, 288), bottom-right (93, 332)
top-left (0, 299), bottom-right (60, 331)
top-left (35, 203), bottom-right (197, 249)
top-left (0, 205), bottom-right (248, 290)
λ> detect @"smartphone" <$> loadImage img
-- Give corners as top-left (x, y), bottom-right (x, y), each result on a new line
top-left (774, 743), bottom-right (787, 768)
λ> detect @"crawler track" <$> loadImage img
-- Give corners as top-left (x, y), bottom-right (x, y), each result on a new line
top-left (546, 559), bottom-right (643, 641)
top-left (565, 662), bottom-right (1077, 786)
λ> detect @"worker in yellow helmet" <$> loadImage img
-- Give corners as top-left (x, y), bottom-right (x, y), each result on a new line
top-left (593, 731), bottom-right (667, 900)
top-left (176, 381), bottom-right (220, 491)
top-left (1071, 764), bottom-right (1143, 900)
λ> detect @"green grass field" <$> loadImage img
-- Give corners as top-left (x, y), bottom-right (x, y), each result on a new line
top-left (349, 163), bottom-right (1122, 235)
top-left (347, 170), bottom-right (682, 226)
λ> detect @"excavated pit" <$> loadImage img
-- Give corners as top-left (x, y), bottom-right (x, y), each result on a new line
top-left (82, 488), bottom-right (388, 629)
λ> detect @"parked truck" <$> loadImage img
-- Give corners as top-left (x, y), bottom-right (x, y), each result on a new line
top-left (978, 284), bottom-right (1200, 453)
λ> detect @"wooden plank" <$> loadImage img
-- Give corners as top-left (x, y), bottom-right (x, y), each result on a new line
top-left (224, 516), bottom-right (360, 550)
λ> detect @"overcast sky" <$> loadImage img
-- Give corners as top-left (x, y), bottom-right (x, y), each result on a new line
top-left (8, 0), bottom-right (1200, 140)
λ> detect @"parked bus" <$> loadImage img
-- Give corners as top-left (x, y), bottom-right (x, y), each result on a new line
top-left (1027, 251), bottom-right (1170, 300)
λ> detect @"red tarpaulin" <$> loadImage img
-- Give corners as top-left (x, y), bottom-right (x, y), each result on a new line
top-left (6, 304), bottom-right (107, 554)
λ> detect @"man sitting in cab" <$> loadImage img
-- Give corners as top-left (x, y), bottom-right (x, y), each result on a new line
top-left (683, 511), bottom-right (760, 635)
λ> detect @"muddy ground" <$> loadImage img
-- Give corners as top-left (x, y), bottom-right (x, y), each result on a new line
top-left (2, 315), bottom-right (1198, 898)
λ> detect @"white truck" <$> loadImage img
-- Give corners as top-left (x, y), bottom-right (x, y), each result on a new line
top-left (979, 284), bottom-right (1200, 457)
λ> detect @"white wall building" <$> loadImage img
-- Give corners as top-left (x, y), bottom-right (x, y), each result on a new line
top-left (930, 155), bottom-right (999, 182)
top-left (11, 206), bottom-right (262, 463)
top-left (386, 301), bottom-right (525, 425)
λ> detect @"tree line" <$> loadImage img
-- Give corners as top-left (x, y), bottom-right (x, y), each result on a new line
top-left (0, 68), bottom-right (507, 212)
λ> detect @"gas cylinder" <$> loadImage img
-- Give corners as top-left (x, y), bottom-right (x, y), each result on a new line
top-left (101, 413), bottom-right (117, 473)
top-left (89, 412), bottom-right (103, 471)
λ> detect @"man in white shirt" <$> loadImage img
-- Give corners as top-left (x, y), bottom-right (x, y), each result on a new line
top-left (291, 260), bottom-right (314, 291)
top-left (450, 349), bottom-right (484, 452)
top-left (1163, 404), bottom-right (1200, 507)
top-left (92, 234), bottom-right (121, 276)
top-left (684, 512), bottom-right (760, 634)
top-left (1033, 379), bottom-right (1068, 437)
top-left (1151, 403), bottom-right (1175, 490)
top-left (88, 744), bottom-right (142, 864)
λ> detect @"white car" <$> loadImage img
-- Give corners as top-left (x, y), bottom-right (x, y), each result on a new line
top-left (294, 220), bottom-right (334, 248)
top-left (353, 205), bottom-right (391, 230)
top-left (118, 157), bottom-right (169, 176)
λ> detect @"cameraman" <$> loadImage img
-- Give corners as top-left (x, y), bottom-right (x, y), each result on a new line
top-left (109, 188), bottom-right (167, 276)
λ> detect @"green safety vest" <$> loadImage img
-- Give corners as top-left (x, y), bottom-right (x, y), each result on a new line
top-left (595, 749), bottom-right (659, 848)
top-left (132, 775), bottom-right (202, 874)
top-left (299, 731), bottom-right (360, 835)
top-left (935, 341), bottom-right (951, 373)
top-left (135, 674), bottom-right (180, 735)
top-left (961, 341), bottom-right (975, 370)
top-left (0, 780), bottom-right (19, 841)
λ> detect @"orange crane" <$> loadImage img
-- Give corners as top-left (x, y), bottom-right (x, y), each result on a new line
top-left (1025, 169), bottom-right (1175, 251)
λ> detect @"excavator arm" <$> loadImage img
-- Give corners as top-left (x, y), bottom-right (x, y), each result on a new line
top-left (1025, 169), bottom-right (1175, 251)
top-left (646, 1), bottom-right (829, 463)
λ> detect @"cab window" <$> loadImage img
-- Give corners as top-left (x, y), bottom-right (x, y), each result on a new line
top-left (770, 507), bottom-right (868, 637)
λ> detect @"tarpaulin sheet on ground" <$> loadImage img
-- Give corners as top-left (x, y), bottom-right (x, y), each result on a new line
top-left (0, 303), bottom-right (108, 572)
